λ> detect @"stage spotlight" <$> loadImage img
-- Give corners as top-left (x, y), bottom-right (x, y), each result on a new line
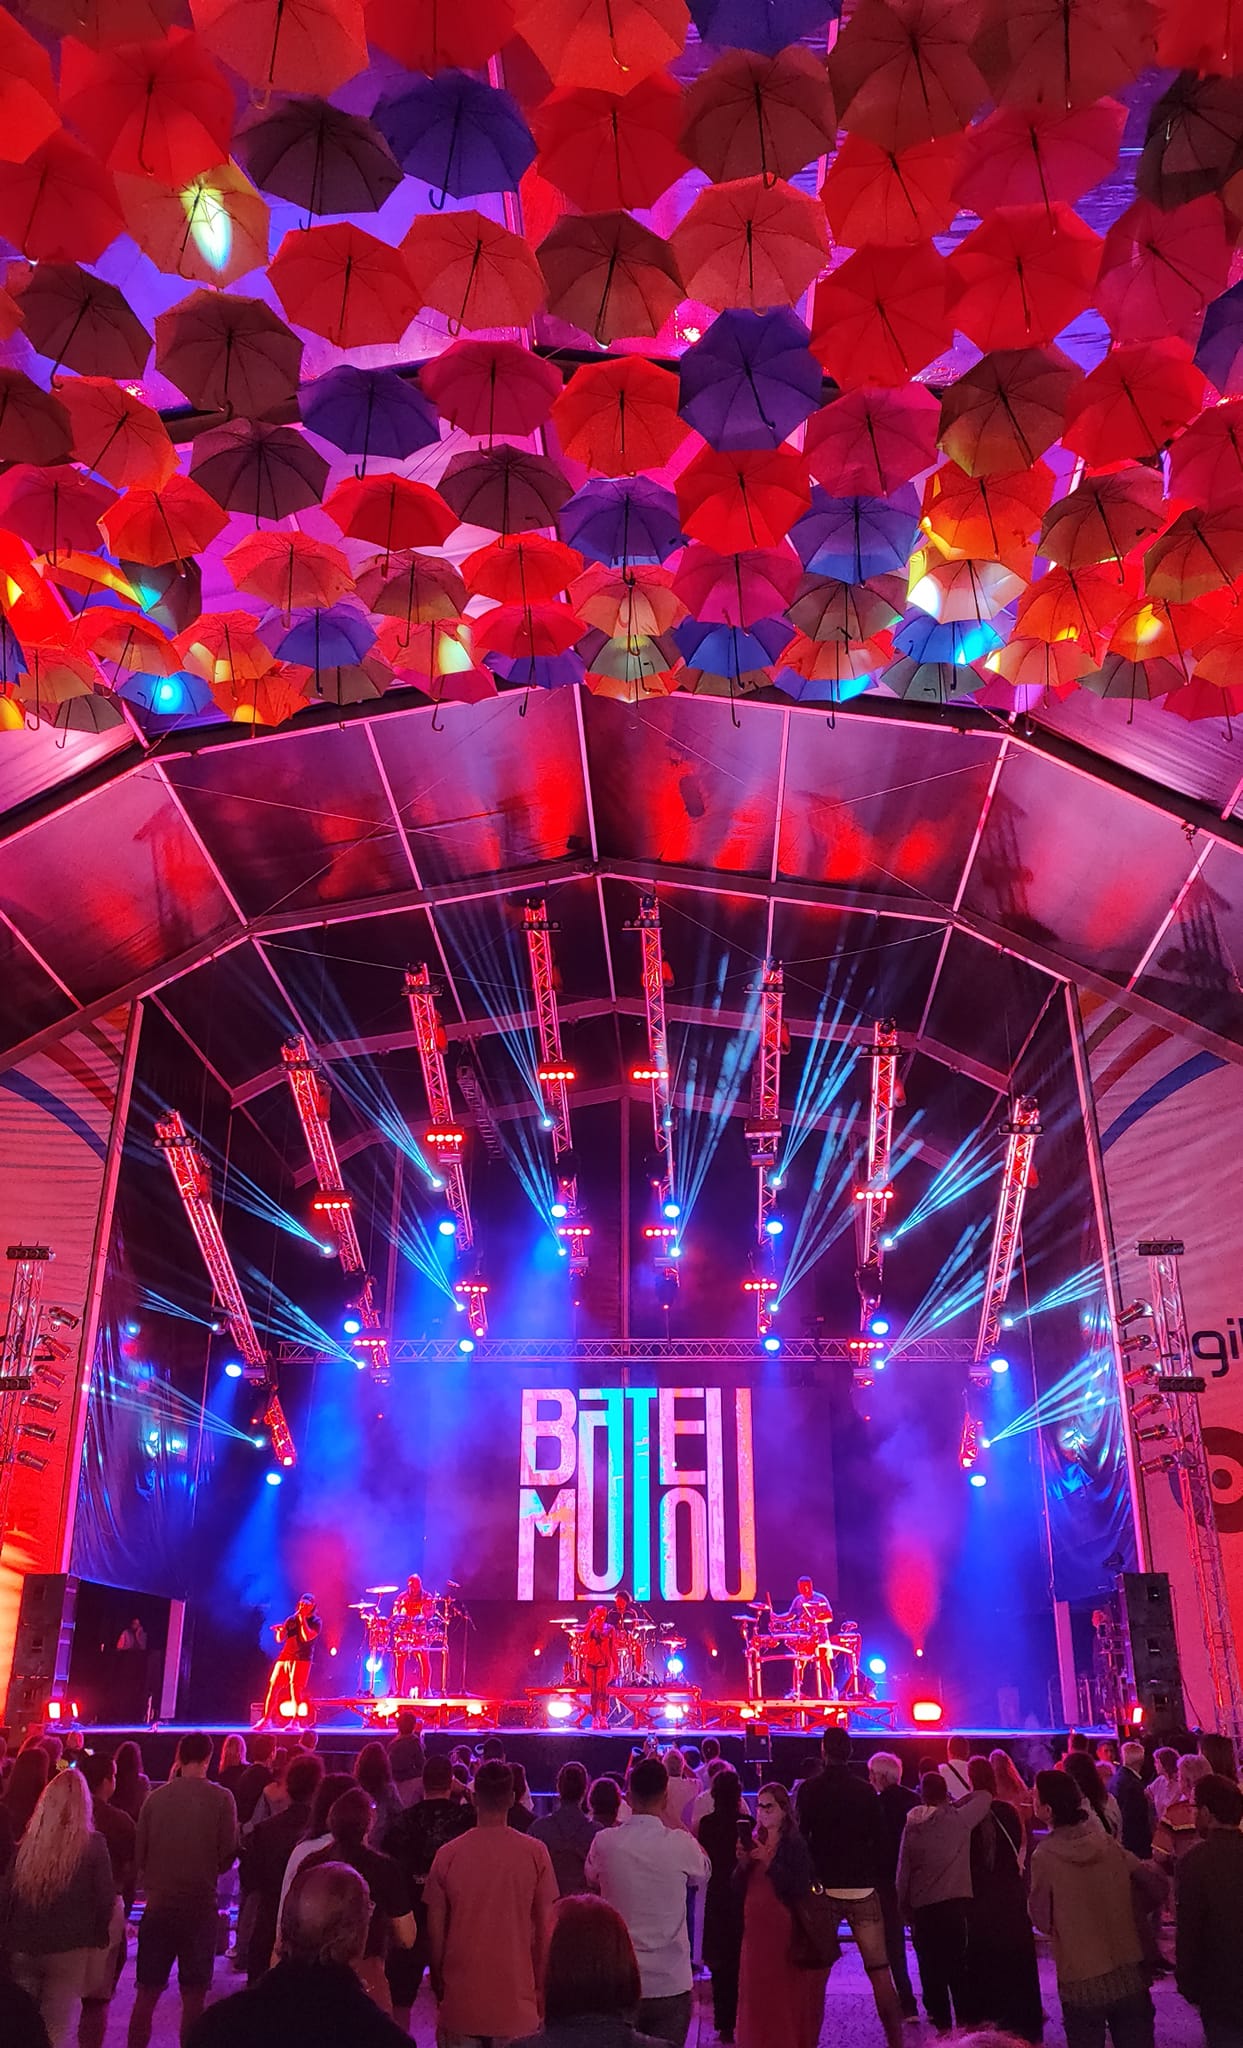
top-left (911, 1699), bottom-right (943, 1723)
top-left (251, 1435), bottom-right (265, 1448)
top-left (989, 1355), bottom-right (1010, 1374)
top-left (762, 1334), bottom-right (782, 1354)
top-left (666, 1655), bottom-right (684, 1676)
top-left (209, 1318), bottom-right (225, 1333)
top-left (540, 1115), bottom-right (554, 1131)
top-left (224, 1362), bottom-right (243, 1380)
top-left (547, 1697), bottom-right (574, 1722)
top-left (765, 1216), bottom-right (784, 1236)
top-left (550, 1201), bottom-right (569, 1219)
top-left (437, 1217), bottom-right (457, 1238)
top-left (869, 1315), bottom-right (890, 1337)
top-left (123, 1319), bottom-right (141, 1338)
top-left (318, 1242), bottom-right (335, 1259)
top-left (873, 1357), bottom-right (887, 1372)
top-left (265, 1471), bottom-right (282, 1487)
top-left (880, 1234), bottom-right (895, 1250)
top-left (342, 1317), bottom-right (362, 1336)
top-left (969, 1472), bottom-right (988, 1488)
top-left (1000, 1313), bottom-right (1015, 1329)
top-left (457, 1337), bottom-right (476, 1355)
top-left (867, 1655), bottom-right (887, 1677)
top-left (662, 1200), bottom-right (681, 1220)
top-left (663, 1702), bottom-right (686, 1722)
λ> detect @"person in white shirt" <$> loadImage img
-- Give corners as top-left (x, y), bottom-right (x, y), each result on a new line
top-left (689, 1757), bottom-right (732, 1834)
top-left (939, 1735), bottom-right (973, 1798)
top-left (584, 1755), bottom-right (710, 2048)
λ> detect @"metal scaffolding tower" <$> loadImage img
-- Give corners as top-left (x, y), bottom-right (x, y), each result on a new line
top-left (281, 1035), bottom-right (364, 1273)
top-left (745, 963), bottom-right (784, 1335)
top-left (972, 1095), bottom-right (1041, 1378)
top-left (854, 1020), bottom-right (899, 1331)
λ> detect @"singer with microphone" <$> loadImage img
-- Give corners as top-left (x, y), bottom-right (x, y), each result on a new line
top-left (255, 1591), bottom-right (321, 1727)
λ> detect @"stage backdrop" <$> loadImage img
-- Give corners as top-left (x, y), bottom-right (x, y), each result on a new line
top-left (1081, 993), bottom-right (1243, 1728)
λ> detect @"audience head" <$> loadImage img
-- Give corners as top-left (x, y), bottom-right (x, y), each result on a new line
top-left (220, 1734), bottom-right (245, 1774)
top-left (176, 1732), bottom-right (213, 1775)
top-left (557, 1761), bottom-right (588, 1807)
top-left (280, 1862), bottom-right (370, 1968)
top-left (1061, 1751), bottom-right (1106, 1815)
top-left (1199, 1733), bottom-right (1238, 1781)
top-left (1154, 1745), bottom-right (1178, 1779)
top-left (920, 1772), bottom-right (948, 1807)
top-left (628, 1757), bottom-right (668, 1815)
top-left (1178, 1752), bottom-right (1214, 1801)
top-left (821, 1724), bottom-right (851, 1765)
top-left (40, 1736), bottom-right (63, 1763)
top-left (1120, 1740), bottom-right (1145, 1774)
top-left (1067, 1731), bottom-right (1090, 1755)
top-left (248, 1733), bottom-right (276, 1766)
top-left (3, 1746), bottom-right (50, 1829)
top-left (354, 1741), bottom-right (392, 1798)
top-left (285, 1755), bottom-right (324, 1807)
top-left (297, 1731), bottom-right (319, 1754)
top-left (946, 1735), bottom-right (970, 1762)
top-left (710, 1767), bottom-right (743, 1815)
top-left (511, 1762), bottom-right (531, 1805)
top-left (81, 1752), bottom-right (115, 1800)
top-left (12, 1767), bottom-right (92, 1906)
top-left (480, 1737), bottom-right (506, 1763)
top-left (543, 1896), bottom-right (641, 2026)
top-left (665, 1749), bottom-right (685, 1779)
top-left (305, 1772), bottom-right (355, 1840)
top-left (422, 1755), bottom-right (453, 1797)
top-left (589, 1776), bottom-right (623, 1826)
top-left (989, 1750), bottom-right (1030, 1799)
top-left (867, 1752), bottom-right (903, 1791)
top-left (1194, 1773), bottom-right (1243, 1832)
top-left (112, 1741), bottom-right (144, 1790)
top-left (327, 1786), bottom-right (372, 1849)
top-left (756, 1782), bottom-right (793, 1837)
top-left (63, 1729), bottom-right (84, 1756)
top-left (473, 1759), bottom-right (516, 1816)
top-left (395, 1711), bottom-right (418, 1740)
top-left (1037, 1769), bottom-right (1086, 1828)
top-left (967, 1756), bottom-right (997, 1795)
top-left (702, 1737), bottom-right (721, 1764)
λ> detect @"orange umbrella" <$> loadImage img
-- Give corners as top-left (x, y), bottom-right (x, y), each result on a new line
top-left (99, 476), bottom-right (228, 566)
top-left (811, 242), bottom-right (951, 388)
top-left (176, 609), bottom-right (275, 686)
top-left (191, 0), bottom-right (368, 96)
top-left (404, 211), bottom-right (544, 333)
top-left (938, 345), bottom-right (1081, 475)
top-left (511, 0), bottom-right (689, 91)
top-left (552, 357), bottom-right (686, 476)
top-left (584, 663), bottom-right (680, 704)
top-left (681, 45), bottom-right (836, 185)
top-left (419, 340), bottom-right (561, 438)
top-left (948, 203), bottom-right (1102, 351)
top-left (60, 377), bottom-right (176, 490)
top-left (224, 533), bottom-right (355, 613)
top-left (117, 161), bottom-right (270, 289)
top-left (1144, 508), bottom-right (1243, 601)
top-left (365, 0), bottom-right (514, 69)
top-left (358, 552), bottom-right (466, 629)
top-left (269, 222), bottom-right (418, 349)
top-left (782, 631), bottom-right (889, 686)
top-left (538, 212), bottom-right (682, 343)
top-left (954, 98), bottom-right (1126, 212)
top-left (323, 474), bottom-right (456, 554)
top-left (675, 445), bottom-right (811, 551)
top-left (908, 556), bottom-right (1026, 620)
top-left (59, 30), bottom-right (235, 187)
top-left (219, 663), bottom-right (311, 727)
top-left (831, 0), bottom-right (987, 148)
top-left (972, 0), bottom-right (1155, 110)
top-left (0, 9), bottom-right (60, 166)
top-left (0, 135), bottom-right (125, 264)
top-left (922, 461), bottom-right (1054, 563)
top-left (1108, 595), bottom-right (1206, 664)
top-left (1039, 468), bottom-right (1167, 569)
top-left (462, 536), bottom-right (583, 604)
top-left (1061, 339), bottom-right (1206, 467)
top-left (671, 177), bottom-right (827, 313)
top-left (1015, 563), bottom-right (1134, 645)
top-left (822, 133), bottom-right (960, 247)
top-left (75, 609), bottom-right (179, 675)
top-left (534, 75), bottom-right (689, 211)
top-left (570, 563), bottom-right (684, 638)
top-left (18, 648), bottom-right (104, 721)
top-left (984, 636), bottom-right (1093, 696)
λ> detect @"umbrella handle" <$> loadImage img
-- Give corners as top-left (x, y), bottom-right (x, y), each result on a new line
top-left (431, 696), bottom-right (444, 733)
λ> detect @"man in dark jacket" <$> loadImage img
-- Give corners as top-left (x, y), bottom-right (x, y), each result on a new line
top-left (379, 1753), bottom-right (474, 2028)
top-left (237, 1752), bottom-right (323, 1982)
top-left (868, 1751), bottom-right (920, 2020)
top-left (1176, 1773), bottom-right (1243, 2048)
top-left (797, 1726), bottom-right (902, 2048)
top-left (1111, 1740), bottom-right (1156, 1860)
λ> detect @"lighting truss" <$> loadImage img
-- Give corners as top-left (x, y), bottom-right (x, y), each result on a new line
top-left (281, 1035), bottom-right (364, 1272)
top-left (275, 1334), bottom-right (980, 1366)
top-left (523, 902), bottom-right (585, 1269)
top-left (0, 1244), bottom-right (57, 1534)
top-left (626, 896), bottom-right (678, 1277)
top-left (404, 966), bottom-right (474, 1257)
top-left (154, 1111), bottom-right (267, 1381)
top-left (1138, 1237), bottom-right (1243, 1744)
top-left (853, 1020), bottom-right (900, 1332)
top-left (745, 963), bottom-right (784, 1335)
top-left (264, 1388), bottom-right (296, 1468)
top-left (349, 1274), bottom-right (391, 1385)
top-left (972, 1096), bottom-right (1041, 1377)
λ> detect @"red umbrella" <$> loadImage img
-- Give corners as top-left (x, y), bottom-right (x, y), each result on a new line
top-left (1168, 400), bottom-right (1243, 505)
top-left (1039, 467), bottom-right (1166, 569)
top-left (0, 136), bottom-right (124, 263)
top-left (804, 385), bottom-right (940, 497)
top-left (1061, 340), bottom-right (1206, 468)
top-left (538, 213), bottom-right (682, 344)
top-left (822, 134), bottom-right (961, 247)
top-left (364, 0), bottom-right (514, 70)
top-left (0, 466), bottom-right (115, 560)
top-left (511, 0), bottom-right (689, 91)
top-left (218, 664), bottom-right (312, 726)
top-left (1015, 562), bottom-right (1134, 645)
top-left (405, 211), bottom-right (545, 333)
top-left (1165, 677), bottom-right (1243, 724)
top-left (99, 476), bottom-right (226, 565)
top-left (0, 370), bottom-right (73, 467)
top-left (948, 203), bottom-right (1102, 352)
top-left (1155, 1), bottom-right (1243, 72)
top-left (954, 99), bottom-right (1125, 212)
top-left (19, 0), bottom-right (186, 42)
top-left (177, 609), bottom-right (275, 686)
top-left (154, 290), bottom-right (302, 416)
top-left (938, 345), bottom-right (1081, 474)
top-left (60, 30), bottom-right (234, 186)
top-left (972, 0), bottom-right (1155, 109)
top-left (1095, 198), bottom-right (1233, 346)
top-left (324, 474), bottom-right (456, 553)
top-left (782, 631), bottom-right (889, 688)
top-left (462, 536), bottom-right (583, 604)
top-left (191, 0), bottom-right (368, 96)
top-left (672, 543), bottom-right (801, 626)
top-left (439, 446), bottom-right (572, 536)
top-left (922, 461), bottom-right (1054, 564)
top-left (534, 75), bottom-right (689, 212)
top-left (1144, 508), bottom-right (1243, 601)
top-left (60, 376), bottom-right (176, 490)
top-left (76, 609), bottom-right (178, 676)
top-left (420, 341), bottom-right (561, 439)
top-left (226, 532), bottom-right (354, 613)
top-left (268, 223), bottom-right (418, 349)
top-left (830, 0), bottom-right (987, 148)
top-left (552, 357), bottom-right (686, 476)
top-left (473, 604), bottom-right (584, 661)
top-left (675, 446), bottom-right (810, 551)
top-left (681, 46), bottom-right (837, 185)
top-left (811, 242), bottom-right (951, 388)
top-left (671, 177), bottom-right (827, 313)
top-left (0, 10), bottom-right (60, 165)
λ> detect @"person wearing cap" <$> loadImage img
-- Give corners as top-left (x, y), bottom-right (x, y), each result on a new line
top-left (256, 1595), bottom-right (321, 1731)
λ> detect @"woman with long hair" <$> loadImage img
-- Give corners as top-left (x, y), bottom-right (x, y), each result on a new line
top-left (736, 1782), bottom-right (826, 2048)
top-left (109, 1740), bottom-right (149, 1823)
top-left (989, 1749), bottom-right (1035, 1842)
top-left (697, 1766), bottom-right (747, 2043)
top-left (1, 1770), bottom-right (113, 2046)
top-left (509, 1895), bottom-right (666, 2047)
top-left (1, 1748), bottom-right (49, 1842)
top-left (217, 1733), bottom-right (247, 1795)
top-left (355, 1740), bottom-right (403, 1844)
top-left (963, 1757), bottom-right (1043, 2042)
top-left (1062, 1750), bottom-right (1121, 1838)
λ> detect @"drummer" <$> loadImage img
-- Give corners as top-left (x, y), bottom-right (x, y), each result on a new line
top-left (393, 1573), bottom-right (434, 1697)
top-left (610, 1589), bottom-right (635, 1632)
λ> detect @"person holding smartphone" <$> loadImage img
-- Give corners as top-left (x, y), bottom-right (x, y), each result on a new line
top-left (696, 1769), bottom-right (749, 2043)
top-left (736, 1784), bottom-right (826, 2048)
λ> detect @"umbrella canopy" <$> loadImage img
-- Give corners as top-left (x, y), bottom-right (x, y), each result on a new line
top-left (190, 419), bottom-right (329, 521)
top-left (0, 370), bottom-right (73, 467)
top-left (560, 477), bottom-right (684, 566)
top-left (804, 384), bottom-right (940, 496)
top-left (939, 345), bottom-right (1081, 475)
top-left (268, 222), bottom-right (418, 350)
top-left (1168, 400), bottom-right (1243, 505)
top-left (301, 366), bottom-right (439, 467)
top-left (948, 202), bottom-right (1102, 351)
top-left (268, 603), bottom-right (376, 670)
top-left (972, 0), bottom-right (1155, 109)
top-left (1061, 339), bottom-right (1206, 467)
top-left (16, 263), bottom-right (150, 379)
top-left (787, 572), bottom-right (903, 645)
top-left (678, 307), bottom-right (822, 451)
top-left (1194, 279), bottom-right (1243, 397)
top-left (572, 564), bottom-right (684, 638)
top-left (117, 161), bottom-right (270, 288)
top-left (0, 10), bottom-right (60, 166)
top-left (676, 444), bottom-right (811, 550)
top-left (76, 608), bottom-right (178, 675)
top-left (922, 461), bottom-right (1054, 563)
top-left (177, 609), bottom-right (276, 685)
top-left (474, 603), bottom-right (584, 661)
top-left (538, 212), bottom-right (682, 343)
top-left (0, 135), bottom-right (124, 264)
top-left (1015, 562), bottom-right (1134, 646)
top-left (59, 29), bottom-right (234, 186)
top-left (1144, 507), bottom-right (1243, 602)
top-left (1080, 650), bottom-right (1187, 702)
top-left (235, 96), bottom-right (401, 215)
top-left (681, 44), bottom-right (836, 184)
top-left (405, 211), bottom-right (545, 333)
top-left (1137, 72), bottom-right (1243, 210)
top-left (439, 446), bottom-right (572, 536)
top-left (534, 75), bottom-right (689, 211)
top-left (462, 536), bottom-right (583, 604)
top-left (323, 474), bottom-right (456, 553)
top-left (690, 0), bottom-right (828, 56)
top-left (365, 0), bottom-right (515, 71)
top-left (672, 543), bottom-right (801, 626)
top-left (374, 70), bottom-right (535, 200)
top-left (671, 175), bottom-right (828, 312)
top-left (219, 665), bottom-right (312, 726)
top-left (61, 376), bottom-right (175, 490)
top-left (0, 465), bottom-right (115, 558)
top-left (1095, 196), bottom-right (1232, 346)
top-left (154, 290), bottom-right (302, 416)
top-left (359, 552), bottom-right (466, 630)
top-left (954, 98), bottom-right (1126, 212)
top-left (811, 241), bottom-right (951, 387)
top-left (553, 358), bottom-right (686, 476)
top-left (514, 0), bottom-right (689, 87)
top-left (791, 483), bottom-right (921, 581)
top-left (675, 614), bottom-right (792, 683)
top-left (822, 133), bottom-right (960, 246)
top-left (226, 532), bottom-right (354, 613)
top-left (907, 555), bottom-right (1026, 621)
top-left (830, 0), bottom-right (986, 148)
top-left (1039, 466), bottom-right (1167, 569)
top-left (984, 635), bottom-right (1092, 702)
top-left (420, 341), bottom-right (561, 440)
top-left (190, 0), bottom-right (368, 96)
top-left (99, 475), bottom-right (226, 565)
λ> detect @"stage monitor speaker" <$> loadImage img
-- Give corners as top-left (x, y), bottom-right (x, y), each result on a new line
top-left (1118, 1572), bottom-right (1185, 1739)
top-left (3, 1573), bottom-right (78, 1738)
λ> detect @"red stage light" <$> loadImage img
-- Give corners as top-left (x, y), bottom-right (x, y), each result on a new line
top-left (631, 1065), bottom-right (664, 1083)
top-left (911, 1699), bottom-right (943, 1723)
top-left (743, 1278), bottom-right (778, 1293)
top-left (425, 1128), bottom-right (465, 1150)
top-left (537, 1065), bottom-right (576, 1084)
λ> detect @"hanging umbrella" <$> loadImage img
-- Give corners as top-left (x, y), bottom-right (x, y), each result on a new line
top-left (538, 212), bottom-right (682, 344)
top-left (117, 668), bottom-right (218, 717)
top-left (571, 563), bottom-right (684, 638)
top-left (53, 692), bottom-right (127, 734)
top-left (534, 75), bottom-right (689, 212)
top-left (0, 11), bottom-right (58, 167)
top-left (301, 366), bottom-right (439, 469)
top-left (1194, 280), bottom-right (1243, 398)
top-left (678, 307), bottom-right (822, 450)
top-left (583, 659), bottom-right (681, 704)
top-left (76, 609), bottom-right (179, 677)
top-left (1155, 1), bottom-right (1243, 72)
top-left (116, 556), bottom-right (203, 639)
top-left (1080, 651), bottom-right (1186, 702)
top-left (948, 203), bottom-right (1102, 351)
top-left (972, 0), bottom-right (1155, 109)
top-left (1165, 676), bottom-right (1243, 724)
top-left (553, 357), bottom-right (686, 476)
top-left (922, 461), bottom-right (1054, 563)
top-left (1061, 339), bottom-right (1206, 467)
top-left (811, 241), bottom-right (951, 387)
top-left (20, 0), bottom-right (187, 41)
top-left (176, 609), bottom-right (276, 686)
top-left (938, 345), bottom-right (1081, 475)
top-left (487, 647), bottom-right (585, 691)
top-left (0, 466), bottom-right (115, 559)
top-left (1096, 197), bottom-right (1232, 346)
top-left (190, 420), bottom-right (329, 520)
top-left (983, 635), bottom-right (1092, 704)
top-left (787, 572), bottom-right (903, 644)
top-left (439, 445), bottom-right (572, 536)
top-left (19, 648), bottom-right (104, 722)
top-left (420, 340), bottom-right (560, 439)
top-left (822, 133), bottom-right (960, 247)
top-left (559, 477), bottom-right (684, 566)
top-left (804, 384), bottom-right (940, 497)
top-left (579, 624), bottom-right (681, 680)
top-left (16, 264), bottom-right (150, 379)
top-left (117, 161), bottom-right (270, 288)
top-left (61, 377), bottom-right (175, 490)
top-left (954, 98), bottom-right (1126, 212)
top-left (154, 290), bottom-right (302, 416)
top-left (0, 136), bottom-right (124, 264)
top-left (313, 655), bottom-right (393, 705)
top-left (267, 603), bottom-right (376, 670)
top-left (268, 222), bottom-right (418, 349)
top-left (690, 0), bottom-right (838, 59)
top-left (671, 176), bottom-right (827, 312)
top-left (830, 0), bottom-right (987, 148)
top-left (0, 619), bottom-right (28, 694)
top-left (358, 553), bottom-right (467, 629)
top-left (1136, 73), bottom-right (1243, 210)
top-left (1168, 400), bottom-right (1243, 505)
top-left (907, 556), bottom-right (1026, 621)
top-left (214, 663), bottom-right (310, 725)
top-left (672, 543), bottom-right (801, 626)
top-left (1107, 594), bottom-right (1207, 665)
top-left (1015, 562), bottom-right (1133, 645)
top-left (405, 212), bottom-right (545, 333)
top-left (513, 0), bottom-right (689, 87)
top-left (226, 533), bottom-right (353, 614)
top-left (1038, 467), bottom-right (1167, 569)
top-left (893, 611), bottom-right (1003, 663)
top-left (374, 71), bottom-right (535, 201)
top-left (680, 44), bottom-right (836, 184)
top-left (474, 604), bottom-right (585, 662)
top-left (790, 484), bottom-right (921, 580)
top-left (778, 632), bottom-right (883, 703)
top-left (675, 444), bottom-right (811, 551)
top-left (235, 97), bottom-right (401, 216)
top-left (885, 655), bottom-right (988, 702)
top-left (323, 474), bottom-right (456, 553)
top-left (365, 0), bottom-right (515, 71)
top-left (462, 536), bottom-right (583, 604)
top-left (674, 614), bottom-right (793, 675)
top-left (190, 0), bottom-right (368, 96)
top-left (59, 29), bottom-right (234, 186)
top-left (0, 371), bottom-right (73, 467)
top-left (99, 476), bottom-right (226, 565)
top-left (1144, 507), bottom-right (1243, 601)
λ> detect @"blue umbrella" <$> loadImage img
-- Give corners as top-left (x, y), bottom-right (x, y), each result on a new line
top-left (674, 615), bottom-right (793, 676)
top-left (559, 478), bottom-right (684, 567)
top-left (267, 604), bottom-right (376, 671)
top-left (791, 485), bottom-right (921, 581)
top-left (487, 650), bottom-right (584, 691)
top-left (301, 367), bottom-right (440, 472)
top-left (678, 309), bottom-right (823, 451)
top-left (0, 614), bottom-right (26, 687)
top-left (117, 668), bottom-right (216, 718)
top-left (777, 666), bottom-right (874, 707)
top-left (892, 613), bottom-right (1003, 665)
top-left (689, 0), bottom-right (839, 55)
top-left (374, 71), bottom-right (535, 201)
top-left (1194, 279), bottom-right (1243, 397)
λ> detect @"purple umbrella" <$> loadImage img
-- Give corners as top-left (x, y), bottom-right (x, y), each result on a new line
top-left (678, 308), bottom-right (823, 451)
top-left (777, 665), bottom-right (875, 708)
top-left (374, 70), bottom-right (535, 202)
top-left (301, 367), bottom-right (440, 473)
top-left (674, 614), bottom-right (793, 675)
top-left (190, 420), bottom-right (329, 522)
top-left (892, 613), bottom-right (1003, 664)
top-left (487, 649), bottom-right (584, 691)
top-left (267, 603), bottom-right (376, 671)
top-left (559, 478), bottom-right (684, 566)
top-left (791, 485), bottom-right (921, 582)
top-left (689, 0), bottom-right (838, 56)
top-left (1195, 280), bottom-right (1243, 397)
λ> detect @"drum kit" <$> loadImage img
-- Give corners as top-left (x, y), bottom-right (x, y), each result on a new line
top-left (550, 1608), bottom-right (686, 1690)
top-left (733, 1601), bottom-right (862, 1702)
top-left (348, 1583), bottom-right (459, 1697)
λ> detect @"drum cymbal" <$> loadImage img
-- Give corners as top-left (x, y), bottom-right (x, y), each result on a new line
top-left (347, 1601), bottom-right (375, 1611)
top-left (632, 1623), bottom-right (657, 1632)
top-left (549, 1616), bottom-right (581, 1625)
top-left (366, 1584), bottom-right (399, 1594)
top-left (732, 1613), bottom-right (758, 1621)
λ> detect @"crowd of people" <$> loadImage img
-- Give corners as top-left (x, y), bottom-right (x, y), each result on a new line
top-left (0, 1714), bottom-right (1241, 2048)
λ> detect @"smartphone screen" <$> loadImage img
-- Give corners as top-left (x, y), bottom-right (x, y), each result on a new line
top-left (737, 1817), bottom-right (755, 1845)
